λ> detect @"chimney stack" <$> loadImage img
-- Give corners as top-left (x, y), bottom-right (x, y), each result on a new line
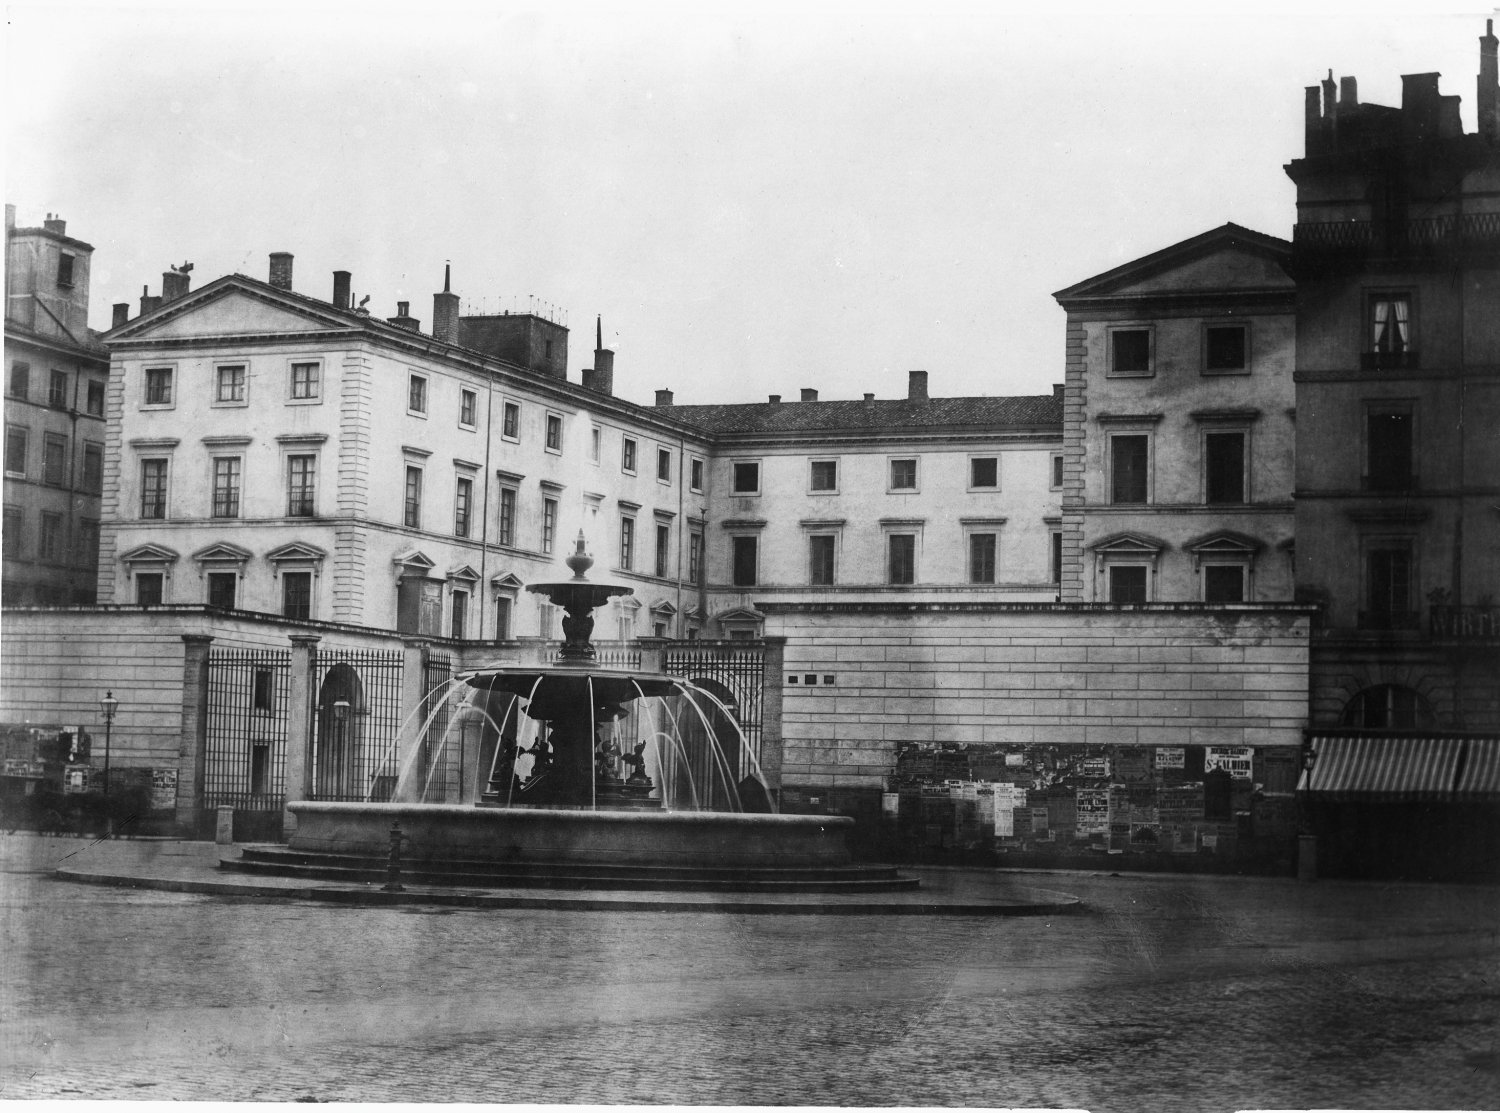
top-left (112, 303), bottom-right (130, 329)
top-left (1053, 383), bottom-right (1065, 400)
top-left (907, 369), bottom-right (929, 402)
top-left (800, 388), bottom-right (818, 402)
top-left (1339, 75), bottom-right (1358, 109)
top-left (4, 204), bottom-right (14, 231)
top-left (863, 392), bottom-right (876, 407)
top-left (43, 214), bottom-right (66, 236)
top-left (655, 388), bottom-right (674, 407)
top-left (387, 301), bottom-right (421, 331)
top-left (268, 252), bottom-right (294, 290)
top-left (332, 270), bottom-right (351, 310)
top-left (581, 315), bottom-right (614, 395)
top-left (139, 284), bottom-right (161, 316)
top-left (768, 394), bottom-right (781, 405)
top-left (1481, 18), bottom-right (1499, 141)
top-left (161, 268), bottom-right (191, 302)
top-left (432, 263), bottom-right (461, 343)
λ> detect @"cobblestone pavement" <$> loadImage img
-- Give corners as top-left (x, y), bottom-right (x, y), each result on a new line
top-left (2, 835), bottom-right (1498, 1110)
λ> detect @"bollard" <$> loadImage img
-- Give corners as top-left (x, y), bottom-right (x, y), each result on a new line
top-left (383, 821), bottom-right (408, 892)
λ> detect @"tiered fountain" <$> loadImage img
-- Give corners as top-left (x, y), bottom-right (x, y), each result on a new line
top-left (227, 536), bottom-right (918, 894)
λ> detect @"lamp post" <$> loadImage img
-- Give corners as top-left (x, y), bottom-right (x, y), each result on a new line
top-left (333, 699), bottom-right (350, 798)
top-left (99, 691), bottom-right (119, 837)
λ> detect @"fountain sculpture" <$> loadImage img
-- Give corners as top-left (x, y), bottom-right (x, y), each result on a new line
top-left (231, 534), bottom-right (917, 894)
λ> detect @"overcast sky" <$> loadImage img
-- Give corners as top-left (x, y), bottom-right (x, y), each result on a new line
top-left (6, 1), bottom-right (1493, 406)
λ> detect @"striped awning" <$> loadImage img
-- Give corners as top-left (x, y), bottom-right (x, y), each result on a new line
top-left (1298, 735), bottom-right (1464, 802)
top-left (1455, 738), bottom-right (1500, 801)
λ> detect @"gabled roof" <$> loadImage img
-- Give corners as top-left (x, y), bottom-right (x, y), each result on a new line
top-left (669, 393), bottom-right (1060, 436)
top-left (1052, 223), bottom-right (1293, 305)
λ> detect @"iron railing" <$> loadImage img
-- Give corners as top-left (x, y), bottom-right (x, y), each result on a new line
top-left (663, 641), bottom-right (766, 799)
top-left (204, 648), bottom-right (291, 811)
top-left (1429, 605), bottom-right (1500, 641)
top-left (309, 647), bottom-right (405, 802)
top-left (1294, 213), bottom-right (1500, 259)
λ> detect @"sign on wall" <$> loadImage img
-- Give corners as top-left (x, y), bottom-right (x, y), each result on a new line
top-left (151, 769), bottom-right (179, 810)
top-left (1076, 788), bottom-right (1110, 835)
top-left (1205, 746), bottom-right (1254, 779)
top-left (1155, 747), bottom-right (1185, 770)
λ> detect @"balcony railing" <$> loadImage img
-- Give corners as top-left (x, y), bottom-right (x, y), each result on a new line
top-left (1294, 213), bottom-right (1500, 260)
top-left (1429, 605), bottom-right (1500, 641)
top-left (1357, 609), bottom-right (1420, 631)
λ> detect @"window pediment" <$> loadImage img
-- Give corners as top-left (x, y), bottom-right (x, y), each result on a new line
top-left (120, 543), bottom-right (180, 566)
top-left (1090, 531), bottom-right (1169, 556)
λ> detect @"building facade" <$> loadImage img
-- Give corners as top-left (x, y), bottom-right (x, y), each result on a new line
top-left (1287, 28), bottom-right (1500, 733)
top-left (3, 206), bottom-right (110, 604)
top-left (1052, 224), bottom-right (1298, 605)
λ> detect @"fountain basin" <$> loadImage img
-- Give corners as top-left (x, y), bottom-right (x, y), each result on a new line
top-left (287, 801), bottom-right (856, 869)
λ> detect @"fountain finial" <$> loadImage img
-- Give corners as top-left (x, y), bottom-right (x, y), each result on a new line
top-left (565, 531), bottom-right (594, 580)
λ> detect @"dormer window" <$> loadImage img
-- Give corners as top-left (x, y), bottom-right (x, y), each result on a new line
top-left (57, 253), bottom-right (75, 289)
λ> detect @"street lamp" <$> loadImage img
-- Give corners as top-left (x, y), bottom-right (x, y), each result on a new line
top-left (99, 691), bottom-right (119, 837)
top-left (333, 699), bottom-right (350, 797)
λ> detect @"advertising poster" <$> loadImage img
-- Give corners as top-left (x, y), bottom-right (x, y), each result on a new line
top-left (1155, 747), bottom-right (1185, 770)
top-left (1076, 787), bottom-right (1110, 835)
top-left (1205, 746), bottom-right (1254, 779)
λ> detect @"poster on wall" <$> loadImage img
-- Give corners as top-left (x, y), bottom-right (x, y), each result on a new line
top-left (151, 769), bottom-right (179, 810)
top-left (1155, 747), bottom-right (1185, 770)
top-left (1076, 788), bottom-right (1110, 835)
top-left (1205, 746), bottom-right (1254, 779)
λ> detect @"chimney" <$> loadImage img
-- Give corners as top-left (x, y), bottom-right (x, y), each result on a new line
top-left (161, 268), bottom-right (190, 302)
top-left (139, 285), bottom-right (161, 316)
top-left (43, 214), bottom-right (66, 236)
top-left (5, 204), bottom-right (14, 230)
top-left (1053, 383), bottom-right (1065, 400)
top-left (1481, 19), bottom-right (1499, 141)
top-left (332, 270), bottom-right (351, 310)
top-left (585, 315), bottom-right (614, 396)
top-left (268, 252), bottom-right (294, 290)
top-left (387, 301), bottom-right (421, 331)
top-left (1322, 70), bottom-right (1338, 122)
top-left (768, 394), bottom-right (781, 405)
top-left (655, 388), bottom-right (674, 407)
top-left (863, 392), bottom-right (876, 407)
top-left (907, 369), bottom-right (929, 402)
top-left (111, 302), bottom-right (130, 329)
top-left (1339, 75), bottom-right (1358, 109)
top-left (800, 388), bottom-right (818, 402)
top-left (432, 263), bottom-right (460, 343)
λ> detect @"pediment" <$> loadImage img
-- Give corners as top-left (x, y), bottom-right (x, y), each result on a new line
top-left (192, 542), bottom-right (254, 563)
top-left (446, 564), bottom-right (481, 582)
top-left (491, 572), bottom-right (525, 591)
top-left (650, 600), bottom-right (678, 617)
top-left (267, 541), bottom-right (328, 564)
top-left (391, 548), bottom-right (435, 570)
top-left (1184, 530), bottom-right (1262, 555)
top-left (715, 606), bottom-right (765, 623)
top-left (1054, 224), bottom-right (1292, 303)
top-left (119, 543), bottom-right (180, 565)
top-left (109, 280), bottom-right (353, 342)
top-left (1090, 532), bottom-right (1169, 555)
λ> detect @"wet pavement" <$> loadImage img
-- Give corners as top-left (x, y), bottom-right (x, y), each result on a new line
top-left (2, 833), bottom-right (1498, 1110)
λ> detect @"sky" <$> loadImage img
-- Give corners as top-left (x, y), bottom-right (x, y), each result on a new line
top-left (6, 1), bottom-right (1495, 406)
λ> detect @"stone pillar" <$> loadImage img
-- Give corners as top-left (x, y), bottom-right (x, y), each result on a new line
top-left (760, 636), bottom-right (787, 794)
top-left (637, 636), bottom-right (667, 675)
top-left (398, 639), bottom-right (431, 800)
top-left (177, 635), bottom-right (214, 836)
top-left (283, 634), bottom-right (321, 838)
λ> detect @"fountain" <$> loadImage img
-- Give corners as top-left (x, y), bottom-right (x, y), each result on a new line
top-left (229, 534), bottom-right (918, 894)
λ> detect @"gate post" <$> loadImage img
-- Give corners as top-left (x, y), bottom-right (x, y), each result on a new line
top-left (399, 638), bottom-right (431, 800)
top-left (283, 634), bottom-right (322, 839)
top-left (178, 635), bottom-right (214, 836)
top-left (760, 636), bottom-right (787, 794)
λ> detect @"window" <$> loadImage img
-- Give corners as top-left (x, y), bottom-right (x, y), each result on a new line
top-left (1050, 454), bottom-right (1064, 490)
top-left (547, 414), bottom-right (563, 452)
top-left (42, 434), bottom-right (67, 487)
top-left (215, 364), bottom-right (247, 403)
top-left (5, 426), bottom-right (27, 476)
top-left (498, 487), bottom-right (516, 546)
top-left (970, 457), bottom-right (998, 489)
top-left (689, 531), bottom-right (703, 583)
top-left (1205, 324), bottom-right (1248, 373)
top-left (809, 535), bottom-right (835, 585)
top-left (39, 513), bottom-right (63, 562)
top-left (86, 380), bottom-right (105, 416)
top-left (459, 389), bottom-right (477, 427)
top-left (655, 523), bottom-right (670, 578)
top-left (144, 367), bottom-right (173, 406)
top-left (49, 370), bottom-right (68, 408)
top-left (732, 536), bottom-right (758, 586)
top-left (657, 447), bottom-right (672, 482)
top-left (542, 498), bottom-right (557, 555)
top-left (3, 507), bottom-right (22, 558)
top-left (732, 461), bottom-right (760, 494)
top-left (889, 458), bottom-right (918, 491)
top-left (1367, 406), bottom-right (1414, 491)
top-left (590, 426), bottom-right (601, 463)
top-left (451, 590), bottom-right (468, 639)
top-left (1203, 564), bottom-right (1246, 603)
top-left (690, 457), bottom-right (704, 492)
top-left (454, 476), bottom-right (473, 537)
top-left (136, 572), bottom-right (164, 606)
top-left (282, 571), bottom-right (312, 620)
top-left (810, 460), bottom-right (838, 492)
top-left (888, 534), bottom-right (916, 584)
top-left (495, 597), bottom-right (512, 641)
top-left (57, 253), bottom-right (75, 288)
top-left (502, 401), bottom-right (520, 439)
top-left (1368, 294), bottom-right (1413, 366)
top-left (401, 466), bottom-right (423, 528)
top-left (1109, 565), bottom-right (1148, 603)
top-left (290, 361), bottom-right (320, 401)
top-left (1050, 530), bottom-right (1063, 585)
top-left (207, 572), bottom-right (237, 609)
top-left (1110, 435), bottom-right (1149, 504)
top-left (140, 459), bottom-right (168, 518)
top-left (288, 455), bottom-right (316, 517)
top-left (253, 669), bottom-right (276, 713)
top-left (620, 517), bottom-right (635, 570)
top-left (1340, 684), bottom-right (1434, 730)
top-left (969, 533), bottom-right (997, 584)
top-left (1109, 327), bottom-right (1152, 375)
top-left (8, 362), bottom-right (29, 400)
top-left (1204, 432), bottom-right (1246, 504)
top-left (1364, 544), bottom-right (1415, 629)
top-left (212, 457), bottom-right (242, 518)
top-left (622, 438), bottom-right (637, 474)
top-left (408, 374), bottom-right (428, 415)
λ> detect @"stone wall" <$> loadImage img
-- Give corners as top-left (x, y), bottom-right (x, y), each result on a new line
top-left (764, 601), bottom-right (1312, 791)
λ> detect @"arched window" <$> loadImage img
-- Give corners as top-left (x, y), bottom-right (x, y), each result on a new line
top-left (1339, 684), bottom-right (1435, 729)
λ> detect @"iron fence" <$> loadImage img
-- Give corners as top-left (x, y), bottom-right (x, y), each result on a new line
top-left (664, 641), bottom-right (766, 797)
top-left (309, 647), bottom-right (405, 802)
top-left (204, 648), bottom-right (291, 811)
